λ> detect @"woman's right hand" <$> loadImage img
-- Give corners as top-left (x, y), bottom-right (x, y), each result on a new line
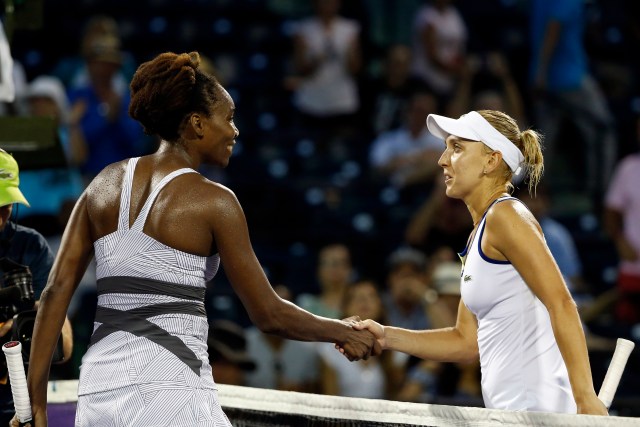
top-left (353, 319), bottom-right (386, 350)
top-left (10, 406), bottom-right (48, 427)
top-left (339, 325), bottom-right (381, 361)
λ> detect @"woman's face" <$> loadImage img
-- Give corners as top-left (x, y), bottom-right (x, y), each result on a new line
top-left (203, 86), bottom-right (239, 167)
top-left (0, 204), bottom-right (13, 232)
top-left (317, 245), bottom-right (352, 289)
top-left (438, 135), bottom-right (486, 199)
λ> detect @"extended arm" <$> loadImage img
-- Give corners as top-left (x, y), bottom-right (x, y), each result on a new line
top-left (405, 182), bottom-right (445, 245)
top-left (356, 298), bottom-right (478, 364)
top-left (27, 192), bottom-right (94, 423)
top-left (209, 185), bottom-right (377, 360)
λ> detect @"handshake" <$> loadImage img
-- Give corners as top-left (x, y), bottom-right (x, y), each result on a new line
top-left (334, 316), bottom-right (385, 361)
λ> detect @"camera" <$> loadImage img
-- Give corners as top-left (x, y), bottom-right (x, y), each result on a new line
top-left (0, 258), bottom-right (65, 373)
top-left (0, 257), bottom-right (35, 323)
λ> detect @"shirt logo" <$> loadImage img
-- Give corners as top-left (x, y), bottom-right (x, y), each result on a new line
top-left (463, 274), bottom-right (472, 283)
top-left (0, 169), bottom-right (14, 180)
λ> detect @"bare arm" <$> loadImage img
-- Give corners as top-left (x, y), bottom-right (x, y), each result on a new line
top-left (356, 298), bottom-right (478, 364)
top-left (293, 34), bottom-right (320, 77)
top-left (67, 100), bottom-right (89, 167)
top-left (604, 207), bottom-right (638, 261)
top-left (27, 192), bottom-right (94, 423)
top-left (486, 201), bottom-right (607, 415)
top-left (345, 34), bottom-right (362, 75)
top-left (209, 186), bottom-right (377, 359)
top-left (445, 55), bottom-right (478, 118)
top-left (60, 316), bottom-right (73, 362)
top-left (486, 52), bottom-right (526, 125)
top-left (420, 24), bottom-right (453, 73)
top-left (405, 182), bottom-right (445, 245)
top-left (535, 20), bottom-right (561, 90)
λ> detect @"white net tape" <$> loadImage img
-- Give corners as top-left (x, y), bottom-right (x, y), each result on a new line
top-left (48, 380), bottom-right (640, 426)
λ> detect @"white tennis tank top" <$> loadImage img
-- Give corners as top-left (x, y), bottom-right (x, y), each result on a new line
top-left (460, 196), bottom-right (576, 413)
top-left (78, 157), bottom-right (221, 395)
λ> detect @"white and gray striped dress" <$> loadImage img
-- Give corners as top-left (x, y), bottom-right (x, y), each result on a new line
top-left (75, 157), bottom-right (232, 427)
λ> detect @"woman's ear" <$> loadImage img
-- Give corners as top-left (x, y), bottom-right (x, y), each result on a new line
top-left (189, 113), bottom-right (205, 137)
top-left (485, 150), bottom-right (503, 174)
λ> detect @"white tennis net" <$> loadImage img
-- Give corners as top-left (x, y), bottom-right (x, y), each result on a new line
top-left (47, 380), bottom-right (640, 426)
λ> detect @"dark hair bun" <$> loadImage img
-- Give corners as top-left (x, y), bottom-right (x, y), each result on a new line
top-left (129, 51), bottom-right (217, 141)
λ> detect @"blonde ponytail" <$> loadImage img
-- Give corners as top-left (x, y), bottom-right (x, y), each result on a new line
top-left (519, 129), bottom-right (544, 194)
top-left (478, 110), bottom-right (544, 195)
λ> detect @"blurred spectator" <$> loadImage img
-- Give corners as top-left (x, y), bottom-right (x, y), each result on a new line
top-left (245, 284), bottom-right (320, 393)
top-left (0, 20), bottom-right (14, 106)
top-left (53, 15), bottom-right (137, 95)
top-left (369, 91), bottom-right (441, 191)
top-left (365, 44), bottom-right (430, 136)
top-left (603, 116), bottom-right (640, 326)
top-left (410, 0), bottom-right (467, 100)
top-left (317, 279), bottom-right (403, 399)
top-left (67, 34), bottom-right (149, 182)
top-left (446, 52), bottom-right (526, 126)
top-left (0, 18), bottom-right (29, 117)
top-left (0, 149), bottom-right (73, 424)
top-left (296, 243), bottom-right (355, 319)
top-left (0, 150), bottom-right (55, 295)
top-left (208, 320), bottom-right (257, 386)
top-left (529, 0), bottom-right (617, 200)
top-left (17, 76), bottom-right (85, 236)
top-left (404, 179), bottom-right (473, 257)
top-left (381, 246), bottom-right (431, 331)
top-left (289, 0), bottom-right (362, 138)
top-left (425, 261), bottom-right (462, 329)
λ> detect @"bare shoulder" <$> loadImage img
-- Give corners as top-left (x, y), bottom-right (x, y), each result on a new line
top-left (179, 175), bottom-right (243, 217)
top-left (193, 176), bottom-right (239, 204)
top-left (485, 198), bottom-right (541, 237)
top-left (85, 160), bottom-right (128, 203)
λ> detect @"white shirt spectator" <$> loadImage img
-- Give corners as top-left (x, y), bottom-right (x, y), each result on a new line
top-left (293, 16), bottom-right (360, 117)
top-left (411, 4), bottom-right (467, 95)
top-left (369, 127), bottom-right (442, 187)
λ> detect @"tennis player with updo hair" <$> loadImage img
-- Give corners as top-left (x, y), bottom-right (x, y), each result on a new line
top-left (352, 110), bottom-right (608, 415)
top-left (21, 51), bottom-right (379, 427)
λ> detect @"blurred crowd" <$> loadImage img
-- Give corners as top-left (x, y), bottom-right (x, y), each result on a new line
top-left (2, 0), bottom-right (640, 412)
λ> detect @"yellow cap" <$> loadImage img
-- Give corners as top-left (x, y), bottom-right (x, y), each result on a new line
top-left (0, 149), bottom-right (30, 208)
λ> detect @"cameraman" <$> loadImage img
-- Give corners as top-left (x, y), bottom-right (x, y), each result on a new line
top-left (0, 149), bottom-right (73, 425)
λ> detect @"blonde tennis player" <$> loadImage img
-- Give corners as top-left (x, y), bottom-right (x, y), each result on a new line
top-left (351, 110), bottom-right (608, 415)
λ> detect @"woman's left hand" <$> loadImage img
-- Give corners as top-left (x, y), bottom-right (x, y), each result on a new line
top-left (576, 394), bottom-right (609, 416)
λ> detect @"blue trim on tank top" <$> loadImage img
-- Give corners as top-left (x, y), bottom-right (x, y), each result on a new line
top-left (458, 246), bottom-right (468, 258)
top-left (477, 218), bottom-right (511, 264)
top-left (475, 196), bottom-right (520, 265)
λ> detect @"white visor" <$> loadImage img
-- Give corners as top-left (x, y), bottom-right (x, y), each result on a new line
top-left (426, 111), bottom-right (525, 177)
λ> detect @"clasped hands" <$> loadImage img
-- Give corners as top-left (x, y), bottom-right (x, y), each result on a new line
top-left (335, 316), bottom-right (385, 361)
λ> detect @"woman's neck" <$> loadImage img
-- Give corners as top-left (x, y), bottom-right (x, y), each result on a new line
top-left (466, 188), bottom-right (510, 227)
top-left (156, 141), bottom-right (199, 169)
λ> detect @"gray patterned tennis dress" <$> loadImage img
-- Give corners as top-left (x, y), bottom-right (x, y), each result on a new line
top-left (75, 157), bottom-right (232, 426)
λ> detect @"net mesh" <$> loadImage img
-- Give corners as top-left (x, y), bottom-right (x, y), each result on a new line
top-left (47, 380), bottom-right (640, 426)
